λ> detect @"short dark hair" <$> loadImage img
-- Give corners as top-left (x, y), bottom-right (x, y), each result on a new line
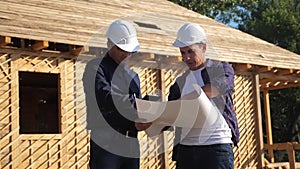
top-left (107, 38), bottom-right (114, 45)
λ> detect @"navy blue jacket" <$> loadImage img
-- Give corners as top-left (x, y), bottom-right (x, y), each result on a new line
top-left (83, 54), bottom-right (141, 132)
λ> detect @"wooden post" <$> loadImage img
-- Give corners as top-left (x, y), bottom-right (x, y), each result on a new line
top-left (288, 142), bottom-right (296, 169)
top-left (157, 67), bottom-right (169, 169)
top-left (161, 131), bottom-right (170, 169)
top-left (263, 90), bottom-right (274, 162)
top-left (253, 73), bottom-right (265, 168)
top-left (11, 53), bottom-right (20, 168)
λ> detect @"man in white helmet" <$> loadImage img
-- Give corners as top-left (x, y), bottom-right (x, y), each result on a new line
top-left (83, 19), bottom-right (151, 169)
top-left (168, 23), bottom-right (240, 169)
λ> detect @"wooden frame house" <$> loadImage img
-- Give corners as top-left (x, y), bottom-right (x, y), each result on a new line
top-left (1, 0), bottom-right (300, 168)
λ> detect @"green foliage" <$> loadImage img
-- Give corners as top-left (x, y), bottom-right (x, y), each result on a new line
top-left (243, 0), bottom-right (300, 54)
top-left (269, 87), bottom-right (300, 142)
top-left (169, 0), bottom-right (300, 54)
top-left (169, 0), bottom-right (258, 25)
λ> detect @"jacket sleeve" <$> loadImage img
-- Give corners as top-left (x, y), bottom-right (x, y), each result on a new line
top-left (208, 61), bottom-right (234, 95)
top-left (208, 61), bottom-right (239, 146)
top-left (95, 64), bottom-right (139, 129)
top-left (168, 81), bottom-right (182, 161)
top-left (82, 58), bottom-right (103, 130)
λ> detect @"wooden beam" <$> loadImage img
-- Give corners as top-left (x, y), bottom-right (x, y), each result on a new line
top-left (157, 68), bottom-right (166, 101)
top-left (158, 55), bottom-right (181, 64)
top-left (71, 46), bottom-right (89, 56)
top-left (264, 143), bottom-right (287, 150)
top-left (260, 72), bottom-right (300, 82)
top-left (131, 53), bottom-right (155, 61)
top-left (261, 82), bottom-right (300, 91)
top-left (266, 162), bottom-right (289, 168)
top-left (272, 80), bottom-right (285, 87)
top-left (276, 68), bottom-right (294, 75)
top-left (253, 73), bottom-right (265, 168)
top-left (288, 142), bottom-right (296, 169)
top-left (0, 36), bottom-right (11, 47)
top-left (233, 63), bottom-right (252, 72)
top-left (264, 142), bottom-right (300, 169)
top-left (259, 78), bottom-right (273, 85)
top-left (293, 143), bottom-right (300, 150)
top-left (263, 91), bottom-right (274, 162)
top-left (260, 77), bottom-right (300, 90)
top-left (160, 131), bottom-right (170, 169)
top-left (254, 65), bottom-right (273, 73)
top-left (31, 41), bottom-right (49, 51)
top-left (266, 162), bottom-right (300, 168)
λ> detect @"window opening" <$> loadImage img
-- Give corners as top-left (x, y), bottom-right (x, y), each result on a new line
top-left (19, 71), bottom-right (60, 134)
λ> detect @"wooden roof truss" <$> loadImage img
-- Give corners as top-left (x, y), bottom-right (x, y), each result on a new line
top-left (2, 35), bottom-right (299, 92)
top-left (232, 63), bottom-right (300, 91)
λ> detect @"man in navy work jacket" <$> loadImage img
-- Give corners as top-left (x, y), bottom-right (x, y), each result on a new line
top-left (168, 23), bottom-right (240, 169)
top-left (83, 19), bottom-right (151, 169)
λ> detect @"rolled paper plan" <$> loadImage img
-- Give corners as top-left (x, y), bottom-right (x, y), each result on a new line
top-left (136, 86), bottom-right (220, 137)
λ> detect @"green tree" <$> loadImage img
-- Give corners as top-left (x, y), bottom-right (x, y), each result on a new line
top-left (169, 0), bottom-right (300, 54)
top-left (268, 87), bottom-right (300, 161)
top-left (169, 0), bottom-right (258, 26)
top-left (242, 0), bottom-right (300, 54)
top-left (269, 88), bottom-right (300, 143)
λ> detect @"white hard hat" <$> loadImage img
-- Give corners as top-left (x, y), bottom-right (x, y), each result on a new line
top-left (106, 20), bottom-right (140, 52)
top-left (173, 23), bottom-right (207, 47)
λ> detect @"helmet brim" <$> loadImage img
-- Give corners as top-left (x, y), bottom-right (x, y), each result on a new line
top-left (173, 40), bottom-right (190, 48)
top-left (117, 43), bottom-right (140, 53)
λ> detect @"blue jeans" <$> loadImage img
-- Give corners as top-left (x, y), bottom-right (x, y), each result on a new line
top-left (89, 139), bottom-right (140, 169)
top-left (175, 144), bottom-right (234, 169)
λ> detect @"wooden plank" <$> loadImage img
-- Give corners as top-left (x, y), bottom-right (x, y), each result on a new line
top-left (157, 131), bottom-right (170, 169)
top-left (19, 134), bottom-right (62, 140)
top-left (292, 143), bottom-right (300, 150)
top-left (31, 41), bottom-right (49, 51)
top-left (276, 68), bottom-right (294, 75)
top-left (259, 78), bottom-right (273, 85)
top-left (155, 55), bottom-right (181, 64)
top-left (0, 36), bottom-right (11, 47)
top-left (261, 81), bottom-right (300, 91)
top-left (158, 68), bottom-right (165, 101)
top-left (266, 162), bottom-right (289, 168)
top-left (288, 142), bottom-right (296, 169)
top-left (263, 91), bottom-right (274, 162)
top-left (264, 143), bottom-right (290, 150)
top-left (233, 63), bottom-right (252, 72)
top-left (255, 65), bottom-right (272, 73)
top-left (132, 53), bottom-right (155, 61)
top-left (260, 72), bottom-right (300, 82)
top-left (253, 73), bottom-right (264, 168)
top-left (71, 46), bottom-right (89, 56)
top-left (10, 57), bottom-right (20, 169)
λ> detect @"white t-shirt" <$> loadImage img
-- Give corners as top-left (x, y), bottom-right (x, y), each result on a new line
top-left (180, 68), bottom-right (232, 145)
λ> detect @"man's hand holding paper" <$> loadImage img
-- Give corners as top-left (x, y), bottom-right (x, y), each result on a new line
top-left (136, 86), bottom-right (221, 137)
